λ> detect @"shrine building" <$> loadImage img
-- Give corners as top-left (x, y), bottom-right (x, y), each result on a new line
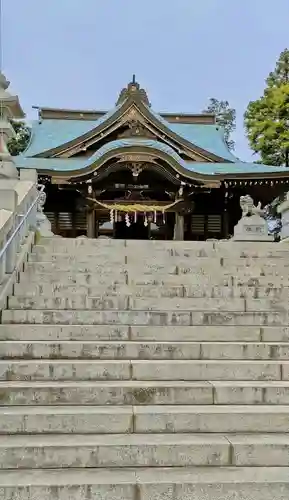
top-left (15, 77), bottom-right (289, 240)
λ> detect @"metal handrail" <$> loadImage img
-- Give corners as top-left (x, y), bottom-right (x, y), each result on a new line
top-left (0, 184), bottom-right (45, 261)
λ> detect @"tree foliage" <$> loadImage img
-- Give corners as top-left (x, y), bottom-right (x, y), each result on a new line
top-left (7, 120), bottom-right (31, 156)
top-left (203, 98), bottom-right (236, 151)
top-left (244, 48), bottom-right (289, 167)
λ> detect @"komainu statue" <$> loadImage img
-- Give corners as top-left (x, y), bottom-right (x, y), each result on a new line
top-left (36, 185), bottom-right (54, 237)
top-left (239, 195), bottom-right (263, 217)
top-left (233, 194), bottom-right (274, 241)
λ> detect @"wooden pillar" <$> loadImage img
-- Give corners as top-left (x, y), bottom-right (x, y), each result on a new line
top-left (87, 210), bottom-right (95, 238)
top-left (173, 213), bottom-right (184, 240)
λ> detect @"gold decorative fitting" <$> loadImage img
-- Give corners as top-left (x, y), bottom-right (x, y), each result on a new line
top-left (130, 162), bottom-right (144, 178)
top-left (119, 154), bottom-right (154, 163)
top-left (125, 108), bottom-right (139, 122)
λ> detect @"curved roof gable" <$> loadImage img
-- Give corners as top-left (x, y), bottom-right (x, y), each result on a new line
top-left (15, 136), bottom-right (289, 182)
top-left (18, 138), bottom-right (219, 182)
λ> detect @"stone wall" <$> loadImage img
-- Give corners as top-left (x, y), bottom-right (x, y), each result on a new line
top-left (0, 170), bottom-right (38, 308)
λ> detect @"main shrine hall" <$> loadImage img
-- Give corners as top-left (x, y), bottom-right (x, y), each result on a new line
top-left (15, 77), bottom-right (289, 240)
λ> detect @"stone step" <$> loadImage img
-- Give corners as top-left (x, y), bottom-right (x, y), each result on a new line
top-left (29, 253), bottom-right (128, 263)
top-left (20, 271), bottom-right (128, 285)
top-left (39, 237), bottom-right (126, 247)
top-left (0, 467), bottom-right (288, 500)
top-left (128, 360), bottom-right (283, 381)
top-left (13, 281), bottom-right (289, 299)
top-left (1, 340), bottom-right (289, 360)
top-left (3, 309), bottom-right (289, 326)
top-left (0, 359), bottom-right (284, 381)
top-left (132, 405), bottom-right (289, 433)
top-left (18, 270), bottom-right (289, 287)
top-left (2, 405), bottom-right (289, 434)
top-left (24, 261), bottom-right (289, 275)
top-left (0, 324), bottom-right (130, 341)
top-left (9, 296), bottom-right (252, 311)
top-left (2, 433), bottom-right (289, 468)
top-left (32, 251), bottom-right (289, 267)
top-left (9, 295), bottom-right (289, 313)
top-left (29, 251), bottom-right (289, 267)
top-left (213, 380), bottom-right (289, 404)
top-left (8, 295), bottom-right (130, 311)
top-left (31, 241), bottom-right (289, 254)
top-left (0, 380), bottom-right (213, 405)
top-left (4, 324), bottom-right (284, 342)
top-left (1, 380), bottom-right (289, 405)
top-left (38, 238), bottom-right (212, 249)
top-left (0, 433), bottom-right (233, 468)
top-left (38, 238), bottom-right (287, 254)
top-left (0, 406), bottom-right (133, 434)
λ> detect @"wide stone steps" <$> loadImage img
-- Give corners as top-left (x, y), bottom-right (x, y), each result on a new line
top-left (17, 270), bottom-right (289, 286)
top-left (3, 308), bottom-right (289, 326)
top-left (3, 238), bottom-right (289, 498)
top-left (2, 433), bottom-right (289, 468)
top-left (1, 324), bottom-right (288, 342)
top-left (13, 282), bottom-right (289, 300)
top-left (1, 380), bottom-right (289, 405)
top-left (0, 340), bottom-right (289, 360)
top-left (7, 295), bottom-right (288, 312)
top-left (1, 405), bottom-right (289, 434)
top-left (0, 467), bottom-right (288, 500)
top-left (28, 253), bottom-right (289, 271)
top-left (0, 359), bottom-right (286, 381)
top-left (23, 261), bottom-right (289, 277)
top-left (35, 237), bottom-right (289, 255)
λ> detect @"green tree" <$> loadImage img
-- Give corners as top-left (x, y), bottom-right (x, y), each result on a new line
top-left (7, 120), bottom-right (30, 156)
top-left (244, 48), bottom-right (289, 167)
top-left (203, 98), bottom-right (236, 151)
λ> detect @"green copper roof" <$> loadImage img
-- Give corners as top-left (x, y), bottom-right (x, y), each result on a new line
top-left (24, 104), bottom-right (123, 157)
top-left (145, 105), bottom-right (237, 162)
top-left (169, 123), bottom-right (237, 162)
top-left (24, 119), bottom-right (97, 157)
top-left (23, 108), bottom-right (235, 162)
top-left (185, 162), bottom-right (289, 175)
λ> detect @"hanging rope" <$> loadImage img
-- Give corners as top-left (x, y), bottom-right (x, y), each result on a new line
top-left (87, 197), bottom-right (182, 213)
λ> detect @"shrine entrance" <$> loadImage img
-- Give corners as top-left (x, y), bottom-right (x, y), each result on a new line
top-left (114, 217), bottom-right (149, 239)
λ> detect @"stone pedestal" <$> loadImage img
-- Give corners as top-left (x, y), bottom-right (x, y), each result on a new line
top-left (233, 214), bottom-right (273, 242)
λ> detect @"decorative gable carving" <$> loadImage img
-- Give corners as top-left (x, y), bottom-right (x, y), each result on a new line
top-left (118, 121), bottom-right (156, 140)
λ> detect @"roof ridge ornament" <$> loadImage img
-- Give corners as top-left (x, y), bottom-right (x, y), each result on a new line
top-left (116, 76), bottom-right (151, 107)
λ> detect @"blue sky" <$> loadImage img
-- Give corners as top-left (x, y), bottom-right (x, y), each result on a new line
top-left (2, 0), bottom-right (289, 161)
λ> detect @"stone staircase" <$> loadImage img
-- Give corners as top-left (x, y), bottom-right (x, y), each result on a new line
top-left (1, 238), bottom-right (289, 499)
